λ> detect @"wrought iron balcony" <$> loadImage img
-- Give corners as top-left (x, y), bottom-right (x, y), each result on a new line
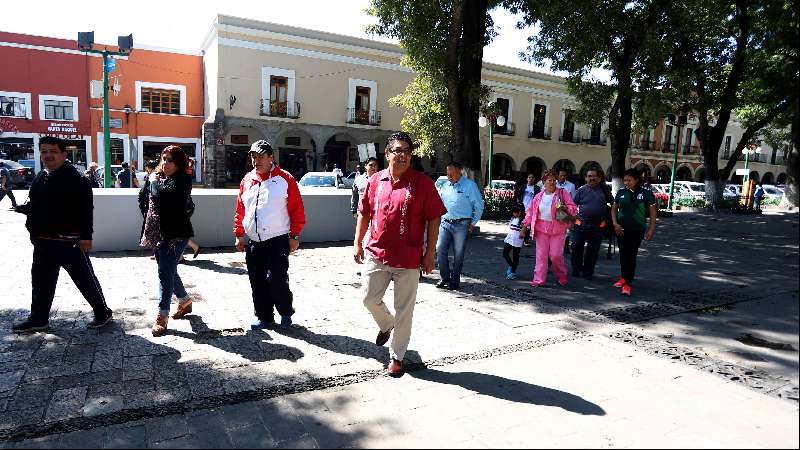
top-left (559, 129), bottom-right (581, 143)
top-left (640, 140), bottom-right (656, 151)
top-left (260, 100), bottom-right (300, 119)
top-left (529, 126), bottom-right (552, 140)
top-left (346, 108), bottom-right (381, 126)
top-left (496, 122), bottom-right (515, 136)
top-left (661, 143), bottom-right (677, 153)
top-left (584, 136), bottom-right (607, 146)
top-left (682, 144), bottom-right (696, 154)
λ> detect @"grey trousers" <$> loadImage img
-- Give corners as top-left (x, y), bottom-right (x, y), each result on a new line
top-left (362, 257), bottom-right (420, 361)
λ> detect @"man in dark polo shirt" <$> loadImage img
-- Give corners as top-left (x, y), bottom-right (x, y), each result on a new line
top-left (353, 132), bottom-right (447, 376)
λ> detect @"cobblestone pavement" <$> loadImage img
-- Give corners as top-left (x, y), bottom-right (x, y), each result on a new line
top-left (0, 199), bottom-right (797, 447)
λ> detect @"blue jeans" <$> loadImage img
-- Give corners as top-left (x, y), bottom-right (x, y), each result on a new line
top-left (436, 220), bottom-right (469, 286)
top-left (155, 239), bottom-right (189, 315)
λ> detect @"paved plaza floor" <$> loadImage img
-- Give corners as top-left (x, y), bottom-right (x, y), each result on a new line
top-left (0, 192), bottom-right (797, 448)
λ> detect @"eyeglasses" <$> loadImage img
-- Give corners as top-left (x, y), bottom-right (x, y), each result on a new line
top-left (389, 148), bottom-right (413, 155)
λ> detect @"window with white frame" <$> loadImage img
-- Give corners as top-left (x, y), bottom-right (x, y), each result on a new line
top-left (262, 67), bottom-right (296, 118)
top-left (39, 95), bottom-right (79, 122)
top-left (348, 79), bottom-right (378, 126)
top-left (0, 95), bottom-right (27, 118)
top-left (135, 82), bottom-right (187, 116)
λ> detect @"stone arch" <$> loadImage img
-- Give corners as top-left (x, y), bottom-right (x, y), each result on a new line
top-left (749, 171), bottom-right (760, 183)
top-left (776, 173), bottom-right (787, 184)
top-left (654, 163), bottom-right (671, 183)
top-left (579, 160), bottom-right (604, 181)
top-left (552, 159), bottom-right (576, 176)
top-left (520, 156), bottom-right (546, 180)
top-left (492, 153), bottom-right (517, 180)
top-left (675, 165), bottom-right (693, 181)
top-left (322, 132), bottom-right (360, 173)
top-left (634, 161), bottom-right (653, 182)
top-left (761, 172), bottom-right (774, 184)
top-left (273, 128), bottom-right (317, 179)
top-left (694, 167), bottom-right (706, 182)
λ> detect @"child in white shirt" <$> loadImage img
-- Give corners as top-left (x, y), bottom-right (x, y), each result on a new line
top-left (503, 205), bottom-right (524, 279)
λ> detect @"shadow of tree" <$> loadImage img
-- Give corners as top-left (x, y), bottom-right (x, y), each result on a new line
top-left (410, 368), bottom-right (606, 416)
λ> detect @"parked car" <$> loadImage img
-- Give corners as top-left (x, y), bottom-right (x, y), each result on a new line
top-left (435, 175), bottom-right (448, 191)
top-left (299, 172), bottom-right (338, 188)
top-left (17, 159), bottom-right (36, 171)
top-left (761, 184), bottom-right (784, 200)
top-left (0, 159), bottom-right (35, 188)
top-left (675, 181), bottom-right (706, 199)
top-left (489, 180), bottom-right (516, 191)
top-left (341, 171), bottom-right (358, 189)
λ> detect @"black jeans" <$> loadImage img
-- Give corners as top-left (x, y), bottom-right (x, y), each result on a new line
top-left (618, 230), bottom-right (645, 285)
top-left (571, 226), bottom-right (603, 276)
top-left (30, 238), bottom-right (111, 324)
top-left (502, 244), bottom-right (521, 273)
top-left (0, 188), bottom-right (17, 207)
top-left (245, 234), bottom-right (294, 321)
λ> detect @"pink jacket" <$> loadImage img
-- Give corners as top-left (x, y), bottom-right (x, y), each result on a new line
top-left (522, 188), bottom-right (578, 235)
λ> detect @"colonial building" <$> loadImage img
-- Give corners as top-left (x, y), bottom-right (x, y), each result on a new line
top-left (199, 15), bottom-right (619, 188)
top-left (630, 116), bottom-right (789, 185)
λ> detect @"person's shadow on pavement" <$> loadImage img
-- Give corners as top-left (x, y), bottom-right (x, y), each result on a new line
top-left (410, 368), bottom-right (606, 416)
top-left (169, 315), bottom-right (304, 363)
top-left (271, 324), bottom-right (389, 365)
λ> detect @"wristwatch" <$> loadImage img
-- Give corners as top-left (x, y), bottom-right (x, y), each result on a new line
top-left (289, 234), bottom-right (300, 241)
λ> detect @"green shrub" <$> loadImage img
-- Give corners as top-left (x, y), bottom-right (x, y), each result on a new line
top-left (483, 188), bottom-right (518, 220)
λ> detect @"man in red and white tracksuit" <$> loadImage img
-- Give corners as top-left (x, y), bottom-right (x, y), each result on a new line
top-left (233, 140), bottom-right (305, 329)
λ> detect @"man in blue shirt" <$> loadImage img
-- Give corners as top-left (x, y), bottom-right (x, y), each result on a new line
top-left (436, 161), bottom-right (484, 290)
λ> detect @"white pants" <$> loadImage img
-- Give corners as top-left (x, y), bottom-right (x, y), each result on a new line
top-left (362, 257), bottom-right (420, 361)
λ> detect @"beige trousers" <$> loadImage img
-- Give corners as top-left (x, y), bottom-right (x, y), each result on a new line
top-left (362, 257), bottom-right (420, 361)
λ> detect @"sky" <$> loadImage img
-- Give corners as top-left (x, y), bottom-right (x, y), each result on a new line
top-left (5, 0), bottom-right (562, 75)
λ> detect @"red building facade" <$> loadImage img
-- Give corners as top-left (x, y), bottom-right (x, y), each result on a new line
top-left (0, 32), bottom-right (95, 172)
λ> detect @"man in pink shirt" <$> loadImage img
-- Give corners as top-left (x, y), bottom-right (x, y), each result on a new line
top-left (354, 132), bottom-right (446, 376)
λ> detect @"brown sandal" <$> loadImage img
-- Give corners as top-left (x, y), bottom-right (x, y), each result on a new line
top-left (172, 298), bottom-right (193, 319)
top-left (151, 314), bottom-right (168, 337)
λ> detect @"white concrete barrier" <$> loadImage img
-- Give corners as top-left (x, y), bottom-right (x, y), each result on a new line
top-left (91, 188), bottom-right (356, 251)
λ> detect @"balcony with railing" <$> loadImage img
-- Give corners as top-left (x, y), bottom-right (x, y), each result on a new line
top-left (528, 125), bottom-right (551, 140)
top-left (682, 144), bottom-right (696, 154)
top-left (346, 108), bottom-right (381, 126)
top-left (260, 100), bottom-right (300, 119)
top-left (559, 128), bottom-right (581, 143)
top-left (584, 136), bottom-right (607, 146)
top-left (661, 143), bottom-right (677, 154)
top-left (640, 140), bottom-right (656, 151)
top-left (496, 122), bottom-right (515, 136)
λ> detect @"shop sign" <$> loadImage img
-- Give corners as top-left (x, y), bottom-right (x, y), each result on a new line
top-left (109, 119), bottom-right (123, 129)
top-left (47, 122), bottom-right (78, 134)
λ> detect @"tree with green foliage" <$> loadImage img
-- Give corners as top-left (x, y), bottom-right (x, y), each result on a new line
top-left (664, 0), bottom-right (798, 206)
top-left (507, 0), bottom-right (673, 190)
top-left (368, 0), bottom-right (497, 173)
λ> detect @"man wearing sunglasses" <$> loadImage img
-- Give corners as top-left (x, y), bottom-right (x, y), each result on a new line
top-left (353, 132), bottom-right (446, 376)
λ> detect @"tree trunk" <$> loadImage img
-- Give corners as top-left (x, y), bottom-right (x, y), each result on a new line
top-left (445, 0), bottom-right (464, 166)
top-left (456, 0), bottom-right (489, 175)
top-left (608, 72), bottom-right (632, 193)
top-left (785, 97), bottom-right (799, 208)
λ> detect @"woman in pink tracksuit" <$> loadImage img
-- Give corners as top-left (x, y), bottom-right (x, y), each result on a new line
top-left (520, 170), bottom-right (578, 287)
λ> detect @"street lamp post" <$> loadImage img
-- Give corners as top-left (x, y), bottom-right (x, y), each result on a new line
top-left (665, 114), bottom-right (687, 210)
top-left (742, 144), bottom-right (761, 183)
top-left (479, 102), bottom-right (506, 188)
top-left (78, 32), bottom-right (133, 188)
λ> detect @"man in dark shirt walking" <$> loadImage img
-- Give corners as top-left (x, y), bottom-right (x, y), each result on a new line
top-left (12, 136), bottom-right (113, 333)
top-left (570, 169), bottom-right (613, 280)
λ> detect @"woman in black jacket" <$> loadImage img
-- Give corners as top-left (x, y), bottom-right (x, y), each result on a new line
top-left (139, 145), bottom-right (194, 336)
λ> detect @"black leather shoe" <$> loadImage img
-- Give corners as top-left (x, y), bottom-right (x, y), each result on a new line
top-left (447, 283), bottom-right (460, 291)
top-left (435, 280), bottom-right (449, 289)
top-left (376, 328), bottom-right (392, 346)
top-left (12, 319), bottom-right (49, 333)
